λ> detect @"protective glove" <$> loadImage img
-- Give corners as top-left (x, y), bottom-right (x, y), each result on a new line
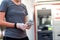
top-left (16, 23), bottom-right (28, 30)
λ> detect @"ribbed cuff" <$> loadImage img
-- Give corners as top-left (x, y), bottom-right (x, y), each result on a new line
top-left (14, 23), bottom-right (17, 29)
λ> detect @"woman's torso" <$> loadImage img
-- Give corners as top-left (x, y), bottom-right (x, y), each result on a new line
top-left (1, 0), bottom-right (27, 38)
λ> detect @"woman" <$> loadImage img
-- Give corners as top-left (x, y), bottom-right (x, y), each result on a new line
top-left (0, 0), bottom-right (30, 40)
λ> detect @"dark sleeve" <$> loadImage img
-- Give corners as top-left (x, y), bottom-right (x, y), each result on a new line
top-left (0, 1), bottom-right (8, 12)
top-left (25, 6), bottom-right (28, 16)
top-left (22, 4), bottom-right (28, 16)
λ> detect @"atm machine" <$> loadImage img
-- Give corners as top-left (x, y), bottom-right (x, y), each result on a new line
top-left (34, 5), bottom-right (53, 40)
top-left (34, 1), bottom-right (60, 40)
top-left (37, 9), bottom-right (53, 40)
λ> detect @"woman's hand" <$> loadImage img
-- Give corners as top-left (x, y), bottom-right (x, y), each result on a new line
top-left (25, 20), bottom-right (33, 30)
top-left (16, 23), bottom-right (28, 30)
top-left (26, 25), bottom-right (31, 30)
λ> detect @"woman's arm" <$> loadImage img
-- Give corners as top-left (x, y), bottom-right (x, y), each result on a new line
top-left (0, 12), bottom-right (15, 28)
top-left (0, 12), bottom-right (28, 31)
top-left (25, 16), bottom-right (32, 29)
top-left (25, 15), bottom-right (28, 23)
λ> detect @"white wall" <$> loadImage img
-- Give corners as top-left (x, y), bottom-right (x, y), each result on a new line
top-left (0, 0), bottom-right (3, 5)
top-left (22, 0), bottom-right (34, 40)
